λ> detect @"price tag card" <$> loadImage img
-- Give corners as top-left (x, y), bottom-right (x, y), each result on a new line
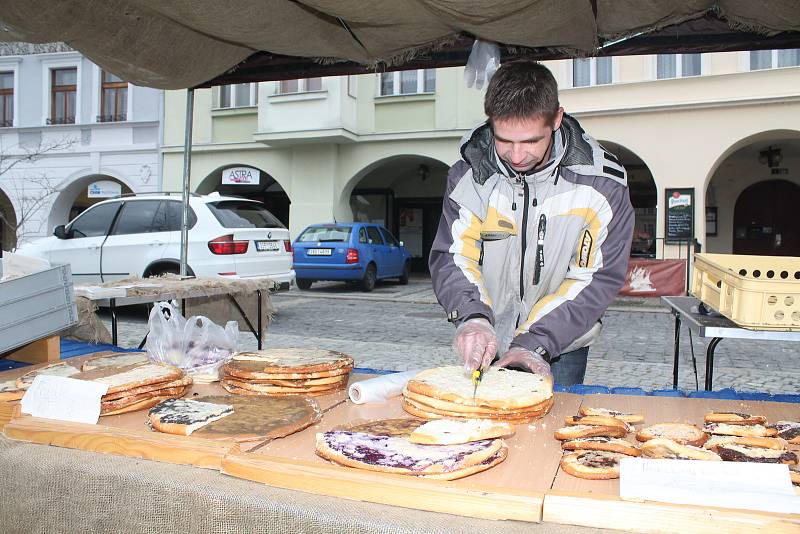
top-left (620, 457), bottom-right (799, 515)
top-left (21, 375), bottom-right (109, 424)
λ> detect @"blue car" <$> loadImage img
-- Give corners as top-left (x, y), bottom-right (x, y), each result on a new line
top-left (292, 223), bottom-right (412, 292)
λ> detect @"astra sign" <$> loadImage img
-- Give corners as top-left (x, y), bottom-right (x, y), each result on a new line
top-left (222, 167), bottom-right (260, 185)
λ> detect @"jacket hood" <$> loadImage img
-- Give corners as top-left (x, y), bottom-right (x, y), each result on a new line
top-left (459, 114), bottom-right (626, 187)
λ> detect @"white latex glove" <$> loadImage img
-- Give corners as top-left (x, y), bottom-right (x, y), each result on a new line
top-left (453, 317), bottom-right (498, 373)
top-left (494, 346), bottom-right (553, 384)
top-left (463, 40), bottom-right (500, 90)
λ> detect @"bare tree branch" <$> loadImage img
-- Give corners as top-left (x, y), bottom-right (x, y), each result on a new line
top-left (0, 135), bottom-right (77, 249)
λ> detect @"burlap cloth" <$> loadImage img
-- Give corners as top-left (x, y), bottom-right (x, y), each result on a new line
top-left (0, 435), bottom-right (619, 534)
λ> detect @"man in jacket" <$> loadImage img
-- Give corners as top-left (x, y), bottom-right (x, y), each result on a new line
top-left (429, 60), bottom-right (634, 386)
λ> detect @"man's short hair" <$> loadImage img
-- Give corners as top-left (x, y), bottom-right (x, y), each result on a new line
top-left (484, 60), bottom-right (560, 126)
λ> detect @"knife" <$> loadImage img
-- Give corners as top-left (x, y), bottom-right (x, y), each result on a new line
top-left (471, 366), bottom-right (485, 399)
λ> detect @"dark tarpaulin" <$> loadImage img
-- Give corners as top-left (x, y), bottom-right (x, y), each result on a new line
top-left (0, 1), bottom-right (798, 89)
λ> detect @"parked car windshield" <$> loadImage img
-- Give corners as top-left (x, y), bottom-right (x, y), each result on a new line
top-left (206, 200), bottom-right (284, 229)
top-left (297, 226), bottom-right (352, 242)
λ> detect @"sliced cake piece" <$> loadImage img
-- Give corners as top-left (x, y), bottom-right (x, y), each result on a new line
top-left (148, 398), bottom-right (234, 436)
top-left (409, 418), bottom-right (515, 445)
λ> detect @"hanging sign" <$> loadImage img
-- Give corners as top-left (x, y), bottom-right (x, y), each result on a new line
top-left (222, 167), bottom-right (260, 185)
top-left (87, 180), bottom-right (122, 198)
top-left (665, 188), bottom-right (694, 244)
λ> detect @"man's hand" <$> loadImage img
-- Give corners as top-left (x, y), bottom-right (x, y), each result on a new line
top-left (453, 318), bottom-right (498, 373)
top-left (494, 346), bottom-right (553, 382)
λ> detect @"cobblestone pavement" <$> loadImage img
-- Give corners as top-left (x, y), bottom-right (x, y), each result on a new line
top-left (106, 276), bottom-right (800, 394)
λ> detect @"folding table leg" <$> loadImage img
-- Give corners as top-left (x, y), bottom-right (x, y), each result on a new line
top-left (110, 298), bottom-right (118, 346)
top-left (672, 313), bottom-right (682, 389)
top-left (704, 337), bottom-right (722, 391)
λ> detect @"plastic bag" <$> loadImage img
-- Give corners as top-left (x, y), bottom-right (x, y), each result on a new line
top-left (145, 301), bottom-right (239, 380)
top-left (464, 39), bottom-right (501, 90)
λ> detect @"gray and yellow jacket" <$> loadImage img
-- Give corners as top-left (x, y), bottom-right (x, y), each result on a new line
top-left (429, 114), bottom-right (634, 359)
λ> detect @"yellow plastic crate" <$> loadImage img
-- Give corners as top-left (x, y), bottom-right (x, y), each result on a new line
top-left (690, 253), bottom-right (800, 331)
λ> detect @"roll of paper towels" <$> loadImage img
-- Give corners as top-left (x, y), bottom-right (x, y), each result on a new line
top-left (348, 370), bottom-right (421, 404)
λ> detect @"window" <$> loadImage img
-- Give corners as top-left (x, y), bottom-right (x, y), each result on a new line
top-left (162, 201), bottom-right (197, 231)
top-left (207, 200), bottom-right (284, 229)
top-left (379, 69), bottom-right (435, 96)
top-left (297, 225), bottom-right (352, 243)
top-left (0, 72), bottom-right (12, 127)
top-left (50, 67), bottom-right (77, 124)
top-left (112, 200), bottom-right (161, 235)
top-left (98, 70), bottom-right (127, 122)
top-left (366, 226), bottom-right (383, 244)
top-left (750, 49), bottom-right (800, 70)
top-left (380, 228), bottom-right (399, 246)
top-left (571, 58), bottom-right (612, 87)
top-left (69, 202), bottom-right (120, 238)
top-left (276, 78), bottom-right (322, 95)
top-left (218, 83), bottom-right (258, 108)
top-left (656, 54), bottom-right (701, 79)
top-left (358, 227), bottom-right (368, 244)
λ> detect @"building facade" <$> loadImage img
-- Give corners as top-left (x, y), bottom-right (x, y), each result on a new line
top-left (0, 43), bottom-right (162, 250)
top-left (161, 50), bottom-right (800, 272)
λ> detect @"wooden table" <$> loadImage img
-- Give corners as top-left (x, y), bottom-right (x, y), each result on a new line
top-left (2, 363), bottom-right (798, 532)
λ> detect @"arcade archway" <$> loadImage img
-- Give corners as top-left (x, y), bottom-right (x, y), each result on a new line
top-left (0, 187), bottom-right (16, 251)
top-left (705, 132), bottom-right (800, 254)
top-left (600, 141), bottom-right (657, 257)
top-left (48, 174), bottom-right (133, 232)
top-left (346, 155), bottom-right (449, 272)
top-left (196, 164), bottom-right (291, 228)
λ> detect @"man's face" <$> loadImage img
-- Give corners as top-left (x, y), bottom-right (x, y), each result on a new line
top-left (492, 109), bottom-right (564, 173)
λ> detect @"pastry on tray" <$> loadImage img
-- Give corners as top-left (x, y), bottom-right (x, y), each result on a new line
top-left (770, 421), bottom-right (800, 444)
top-left (561, 437), bottom-right (640, 456)
top-left (564, 415), bottom-right (632, 432)
top-left (702, 422), bottom-right (778, 438)
top-left (703, 412), bottom-right (767, 425)
top-left (408, 418), bottom-right (515, 445)
top-left (560, 450), bottom-right (629, 480)
top-left (636, 423), bottom-right (707, 447)
top-left (578, 406), bottom-right (644, 424)
top-left (315, 430), bottom-right (506, 480)
top-left (640, 438), bottom-right (721, 461)
top-left (554, 424), bottom-right (628, 440)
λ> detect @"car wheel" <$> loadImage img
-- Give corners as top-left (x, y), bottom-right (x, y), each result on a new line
top-left (296, 278), bottom-right (313, 290)
top-left (360, 264), bottom-right (377, 292)
top-left (399, 261), bottom-right (411, 285)
top-left (146, 265), bottom-right (179, 277)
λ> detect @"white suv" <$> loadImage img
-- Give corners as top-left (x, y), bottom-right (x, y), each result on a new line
top-left (16, 192), bottom-right (295, 289)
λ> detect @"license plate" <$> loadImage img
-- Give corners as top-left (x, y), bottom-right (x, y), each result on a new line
top-left (255, 240), bottom-right (280, 252)
top-left (307, 248), bottom-right (332, 256)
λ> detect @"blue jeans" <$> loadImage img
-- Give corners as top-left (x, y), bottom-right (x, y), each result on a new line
top-left (550, 346), bottom-right (589, 387)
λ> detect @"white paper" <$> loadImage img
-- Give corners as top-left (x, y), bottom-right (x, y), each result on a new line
top-left (348, 370), bottom-right (420, 404)
top-left (20, 375), bottom-right (109, 424)
top-left (74, 285), bottom-right (128, 299)
top-left (619, 457), bottom-right (800, 515)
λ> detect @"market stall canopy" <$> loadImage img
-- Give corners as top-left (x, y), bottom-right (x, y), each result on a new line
top-left (1, 1), bottom-right (799, 89)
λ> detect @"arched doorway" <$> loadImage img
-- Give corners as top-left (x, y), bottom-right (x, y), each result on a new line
top-left (734, 180), bottom-right (800, 256)
top-left (600, 141), bottom-right (657, 258)
top-left (347, 155), bottom-right (449, 273)
top-left (704, 132), bottom-right (800, 254)
top-left (48, 174), bottom-right (133, 232)
top-left (0, 187), bottom-right (16, 251)
top-left (196, 165), bottom-right (290, 228)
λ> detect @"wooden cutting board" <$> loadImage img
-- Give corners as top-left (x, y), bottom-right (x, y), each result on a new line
top-left (188, 395), bottom-right (322, 442)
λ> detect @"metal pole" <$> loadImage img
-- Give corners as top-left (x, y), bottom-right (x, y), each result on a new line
top-left (180, 88), bottom-right (195, 277)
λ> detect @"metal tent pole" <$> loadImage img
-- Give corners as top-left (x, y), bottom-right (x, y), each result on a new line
top-left (180, 88), bottom-right (195, 277)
